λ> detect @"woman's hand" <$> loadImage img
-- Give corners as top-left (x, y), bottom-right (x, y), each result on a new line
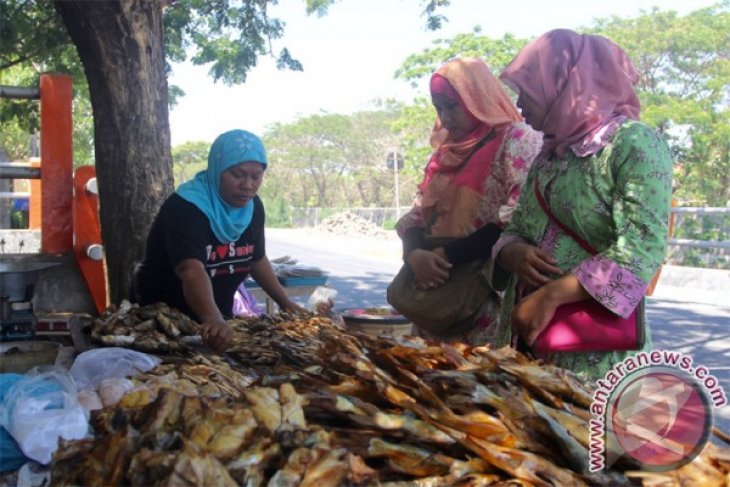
top-left (511, 273), bottom-right (592, 346)
top-left (280, 301), bottom-right (309, 315)
top-left (174, 258), bottom-right (232, 353)
top-left (200, 318), bottom-right (233, 353)
top-left (498, 242), bottom-right (562, 287)
top-left (511, 286), bottom-right (559, 346)
top-left (406, 248), bottom-right (452, 289)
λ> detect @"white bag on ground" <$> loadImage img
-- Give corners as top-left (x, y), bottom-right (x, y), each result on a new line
top-left (0, 367), bottom-right (89, 465)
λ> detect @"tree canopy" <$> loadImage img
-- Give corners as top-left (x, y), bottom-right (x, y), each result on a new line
top-left (171, 140), bottom-right (209, 184)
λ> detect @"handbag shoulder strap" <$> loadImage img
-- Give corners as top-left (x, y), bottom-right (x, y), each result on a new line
top-left (533, 176), bottom-right (597, 256)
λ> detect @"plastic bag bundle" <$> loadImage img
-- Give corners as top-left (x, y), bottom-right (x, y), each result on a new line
top-left (0, 374), bottom-right (27, 472)
top-left (70, 347), bottom-right (161, 390)
top-left (0, 367), bottom-right (89, 465)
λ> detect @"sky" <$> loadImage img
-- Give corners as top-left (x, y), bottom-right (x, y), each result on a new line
top-left (168, 0), bottom-right (718, 146)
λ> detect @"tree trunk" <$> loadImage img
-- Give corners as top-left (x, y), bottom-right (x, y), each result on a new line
top-left (54, 0), bottom-right (173, 305)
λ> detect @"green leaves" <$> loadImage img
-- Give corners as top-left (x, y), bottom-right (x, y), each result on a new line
top-left (305, 0), bottom-right (337, 17)
top-left (166, 0), bottom-right (297, 85)
top-left (422, 0), bottom-right (451, 31)
top-left (172, 140), bottom-right (209, 185)
top-left (0, 0), bottom-right (75, 72)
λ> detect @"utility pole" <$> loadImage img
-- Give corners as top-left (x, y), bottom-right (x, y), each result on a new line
top-left (386, 149), bottom-right (403, 220)
top-left (393, 150), bottom-right (400, 219)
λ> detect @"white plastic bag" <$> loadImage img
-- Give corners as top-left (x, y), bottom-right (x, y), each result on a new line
top-left (0, 367), bottom-right (89, 465)
top-left (307, 286), bottom-right (338, 313)
top-left (307, 286), bottom-right (345, 327)
top-left (70, 347), bottom-right (161, 390)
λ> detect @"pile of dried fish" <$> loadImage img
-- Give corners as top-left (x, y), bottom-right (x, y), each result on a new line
top-left (226, 312), bottom-right (335, 366)
top-left (62, 305), bottom-right (730, 486)
top-left (53, 386), bottom-right (373, 486)
top-left (90, 301), bottom-right (200, 354)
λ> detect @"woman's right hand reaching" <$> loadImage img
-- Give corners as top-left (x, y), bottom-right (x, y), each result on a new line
top-left (498, 242), bottom-right (563, 287)
top-left (406, 248), bottom-right (452, 289)
top-left (200, 317), bottom-right (233, 353)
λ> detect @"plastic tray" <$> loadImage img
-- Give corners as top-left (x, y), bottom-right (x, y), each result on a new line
top-left (245, 276), bottom-right (327, 288)
top-left (341, 307), bottom-right (412, 339)
top-left (341, 307), bottom-right (410, 324)
top-left (277, 276), bottom-right (327, 287)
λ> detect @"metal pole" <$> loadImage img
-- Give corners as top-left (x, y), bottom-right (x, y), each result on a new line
top-left (0, 85), bottom-right (40, 99)
top-left (0, 164), bottom-right (41, 179)
top-left (393, 151), bottom-right (400, 220)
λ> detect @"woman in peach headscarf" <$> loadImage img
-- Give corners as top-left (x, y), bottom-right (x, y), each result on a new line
top-left (394, 57), bottom-right (542, 344)
top-left (492, 30), bottom-right (673, 379)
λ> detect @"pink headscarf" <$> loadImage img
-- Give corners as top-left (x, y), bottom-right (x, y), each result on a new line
top-left (500, 29), bottom-right (640, 157)
top-left (430, 58), bottom-right (522, 150)
top-left (426, 58), bottom-right (522, 173)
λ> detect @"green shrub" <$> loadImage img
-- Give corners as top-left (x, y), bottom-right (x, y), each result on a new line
top-left (382, 219), bottom-right (397, 230)
top-left (10, 209), bottom-right (29, 229)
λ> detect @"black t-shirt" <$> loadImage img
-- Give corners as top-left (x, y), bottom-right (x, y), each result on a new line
top-left (133, 193), bottom-right (265, 320)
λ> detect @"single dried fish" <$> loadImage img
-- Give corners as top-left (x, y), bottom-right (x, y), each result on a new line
top-left (244, 387), bottom-right (282, 433)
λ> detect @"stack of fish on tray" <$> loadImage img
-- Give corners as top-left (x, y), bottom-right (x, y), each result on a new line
top-left (52, 302), bottom-right (730, 486)
top-left (89, 301), bottom-right (201, 354)
top-left (270, 255), bottom-right (328, 280)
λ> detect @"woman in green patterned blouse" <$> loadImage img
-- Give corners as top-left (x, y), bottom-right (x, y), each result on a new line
top-left (491, 29), bottom-right (673, 379)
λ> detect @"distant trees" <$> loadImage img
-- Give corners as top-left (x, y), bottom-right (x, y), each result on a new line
top-left (260, 109), bottom-right (414, 209)
top-left (0, 36), bottom-right (92, 167)
top-left (171, 140), bottom-right (208, 185)
top-left (172, 107), bottom-right (423, 216)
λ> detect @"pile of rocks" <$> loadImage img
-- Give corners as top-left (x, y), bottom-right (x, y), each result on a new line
top-left (319, 212), bottom-right (388, 238)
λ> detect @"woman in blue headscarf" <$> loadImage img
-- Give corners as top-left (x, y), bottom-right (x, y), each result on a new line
top-left (132, 129), bottom-right (306, 352)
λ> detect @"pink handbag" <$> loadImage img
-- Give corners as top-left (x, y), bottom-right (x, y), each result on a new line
top-left (533, 299), bottom-right (644, 353)
top-left (531, 177), bottom-right (645, 354)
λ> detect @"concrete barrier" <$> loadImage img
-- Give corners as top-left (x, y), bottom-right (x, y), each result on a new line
top-left (652, 264), bottom-right (729, 307)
